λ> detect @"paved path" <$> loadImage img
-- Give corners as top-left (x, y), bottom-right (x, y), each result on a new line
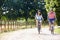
top-left (0, 28), bottom-right (60, 40)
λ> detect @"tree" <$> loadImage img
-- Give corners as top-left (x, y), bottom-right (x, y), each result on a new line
top-left (45, 0), bottom-right (60, 25)
top-left (55, 0), bottom-right (60, 26)
top-left (0, 0), bottom-right (5, 7)
top-left (0, 0), bottom-right (46, 21)
top-left (0, 0), bottom-right (5, 19)
top-left (45, 0), bottom-right (57, 12)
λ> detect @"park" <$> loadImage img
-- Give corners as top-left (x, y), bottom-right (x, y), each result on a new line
top-left (0, 0), bottom-right (60, 40)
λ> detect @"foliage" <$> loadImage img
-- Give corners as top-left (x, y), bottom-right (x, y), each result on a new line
top-left (55, 28), bottom-right (60, 34)
top-left (45, 0), bottom-right (58, 12)
top-left (45, 0), bottom-right (60, 26)
top-left (0, 0), bottom-right (48, 21)
top-left (55, 0), bottom-right (60, 26)
top-left (1, 16), bottom-right (7, 20)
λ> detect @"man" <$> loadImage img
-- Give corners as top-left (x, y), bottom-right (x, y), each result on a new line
top-left (47, 8), bottom-right (56, 32)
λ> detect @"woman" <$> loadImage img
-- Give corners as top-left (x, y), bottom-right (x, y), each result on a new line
top-left (35, 10), bottom-right (43, 34)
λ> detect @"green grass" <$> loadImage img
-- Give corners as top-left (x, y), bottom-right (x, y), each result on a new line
top-left (55, 28), bottom-right (60, 34)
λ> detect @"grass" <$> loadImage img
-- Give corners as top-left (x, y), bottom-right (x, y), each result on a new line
top-left (55, 28), bottom-right (60, 34)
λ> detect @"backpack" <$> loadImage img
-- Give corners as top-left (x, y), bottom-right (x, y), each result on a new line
top-left (48, 11), bottom-right (55, 19)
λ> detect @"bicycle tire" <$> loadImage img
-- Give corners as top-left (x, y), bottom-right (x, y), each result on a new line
top-left (38, 21), bottom-right (41, 34)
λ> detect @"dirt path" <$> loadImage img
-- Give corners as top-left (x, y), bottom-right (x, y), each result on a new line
top-left (0, 28), bottom-right (60, 40)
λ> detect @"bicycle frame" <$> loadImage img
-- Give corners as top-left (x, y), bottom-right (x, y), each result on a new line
top-left (37, 21), bottom-right (41, 34)
top-left (50, 23), bottom-right (54, 34)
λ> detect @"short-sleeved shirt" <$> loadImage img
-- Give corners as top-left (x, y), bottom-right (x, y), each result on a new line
top-left (48, 11), bottom-right (56, 23)
top-left (35, 14), bottom-right (42, 22)
top-left (48, 11), bottom-right (55, 19)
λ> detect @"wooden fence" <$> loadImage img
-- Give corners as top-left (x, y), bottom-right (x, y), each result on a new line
top-left (0, 20), bottom-right (35, 33)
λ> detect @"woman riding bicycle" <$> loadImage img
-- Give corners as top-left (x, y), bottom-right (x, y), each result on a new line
top-left (35, 10), bottom-right (43, 34)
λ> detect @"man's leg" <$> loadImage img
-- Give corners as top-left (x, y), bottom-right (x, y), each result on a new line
top-left (49, 22), bottom-right (51, 30)
top-left (51, 20), bottom-right (55, 34)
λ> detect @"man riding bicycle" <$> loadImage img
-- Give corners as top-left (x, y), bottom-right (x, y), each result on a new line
top-left (48, 8), bottom-right (56, 34)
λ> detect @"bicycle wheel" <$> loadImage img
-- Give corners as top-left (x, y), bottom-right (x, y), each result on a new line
top-left (38, 21), bottom-right (41, 34)
top-left (51, 26), bottom-right (54, 34)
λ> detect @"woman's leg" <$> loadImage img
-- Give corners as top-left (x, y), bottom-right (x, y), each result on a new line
top-left (36, 20), bottom-right (38, 27)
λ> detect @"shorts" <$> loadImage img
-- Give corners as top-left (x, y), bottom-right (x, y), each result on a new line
top-left (48, 18), bottom-right (55, 24)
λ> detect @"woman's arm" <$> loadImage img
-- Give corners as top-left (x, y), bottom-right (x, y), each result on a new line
top-left (41, 15), bottom-right (44, 21)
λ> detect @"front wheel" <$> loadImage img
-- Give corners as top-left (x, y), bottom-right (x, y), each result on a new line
top-left (38, 22), bottom-right (41, 34)
top-left (51, 26), bottom-right (54, 34)
top-left (38, 26), bottom-right (41, 34)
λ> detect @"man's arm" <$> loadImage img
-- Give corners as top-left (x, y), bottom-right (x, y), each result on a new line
top-left (41, 15), bottom-right (44, 21)
top-left (54, 12), bottom-right (57, 21)
top-left (47, 13), bottom-right (49, 21)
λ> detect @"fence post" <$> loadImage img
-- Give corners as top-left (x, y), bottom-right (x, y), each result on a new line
top-left (8, 20), bottom-right (9, 31)
top-left (15, 20), bottom-right (18, 29)
top-left (4, 20), bottom-right (6, 32)
top-left (31, 23), bottom-right (32, 28)
top-left (26, 21), bottom-right (27, 28)
top-left (16, 20), bottom-right (17, 28)
top-left (14, 20), bottom-right (17, 28)
top-left (0, 20), bottom-right (2, 33)
top-left (11, 20), bottom-right (13, 30)
top-left (12, 20), bottom-right (15, 30)
top-left (14, 20), bottom-right (16, 30)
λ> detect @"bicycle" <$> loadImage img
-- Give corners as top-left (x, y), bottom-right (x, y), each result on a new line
top-left (37, 20), bottom-right (41, 34)
top-left (50, 21), bottom-right (54, 34)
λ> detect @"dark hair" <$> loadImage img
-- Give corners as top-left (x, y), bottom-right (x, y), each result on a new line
top-left (37, 10), bottom-right (41, 15)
